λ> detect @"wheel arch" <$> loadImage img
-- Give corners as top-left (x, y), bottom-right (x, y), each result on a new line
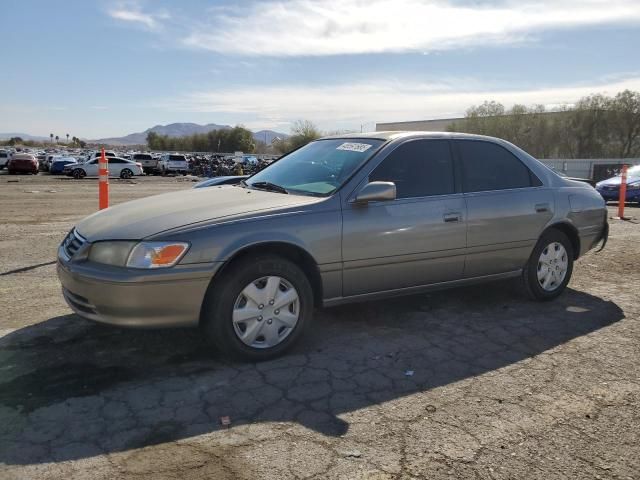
top-left (542, 221), bottom-right (581, 259)
top-left (201, 241), bottom-right (324, 320)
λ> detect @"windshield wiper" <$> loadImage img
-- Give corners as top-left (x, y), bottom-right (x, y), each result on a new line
top-left (250, 181), bottom-right (289, 194)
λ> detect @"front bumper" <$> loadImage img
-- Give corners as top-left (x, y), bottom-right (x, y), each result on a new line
top-left (57, 251), bottom-right (221, 328)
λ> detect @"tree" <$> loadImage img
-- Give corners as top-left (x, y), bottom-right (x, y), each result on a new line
top-left (50, 133), bottom-right (54, 144)
top-left (447, 90), bottom-right (640, 159)
top-left (609, 89), bottom-right (640, 158)
top-left (66, 133), bottom-right (69, 144)
top-left (7, 137), bottom-right (23, 146)
top-left (146, 126), bottom-right (256, 153)
top-left (273, 120), bottom-right (322, 153)
top-left (55, 135), bottom-right (59, 144)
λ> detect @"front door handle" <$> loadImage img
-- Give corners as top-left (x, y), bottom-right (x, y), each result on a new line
top-left (535, 203), bottom-right (550, 213)
top-left (443, 212), bottom-right (462, 223)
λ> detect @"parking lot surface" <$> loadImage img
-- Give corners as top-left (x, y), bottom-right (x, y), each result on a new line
top-left (1, 174), bottom-right (639, 479)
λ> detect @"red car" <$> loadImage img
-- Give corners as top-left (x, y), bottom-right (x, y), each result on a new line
top-left (8, 153), bottom-right (39, 175)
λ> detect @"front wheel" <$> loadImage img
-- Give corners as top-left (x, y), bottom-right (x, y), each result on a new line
top-left (523, 229), bottom-right (574, 301)
top-left (201, 255), bottom-right (314, 361)
top-left (72, 169), bottom-right (86, 179)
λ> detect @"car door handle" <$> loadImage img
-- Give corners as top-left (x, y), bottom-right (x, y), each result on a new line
top-left (443, 212), bottom-right (462, 223)
top-left (535, 203), bottom-right (550, 213)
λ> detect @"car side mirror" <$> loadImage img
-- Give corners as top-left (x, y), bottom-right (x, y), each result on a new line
top-left (355, 181), bottom-right (396, 203)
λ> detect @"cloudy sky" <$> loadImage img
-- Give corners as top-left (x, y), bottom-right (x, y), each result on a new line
top-left (2, 0), bottom-right (640, 138)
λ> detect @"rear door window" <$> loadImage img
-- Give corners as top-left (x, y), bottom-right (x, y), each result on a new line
top-left (369, 139), bottom-right (455, 198)
top-left (457, 140), bottom-right (537, 192)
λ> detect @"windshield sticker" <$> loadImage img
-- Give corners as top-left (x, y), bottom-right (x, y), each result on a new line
top-left (336, 142), bottom-right (372, 153)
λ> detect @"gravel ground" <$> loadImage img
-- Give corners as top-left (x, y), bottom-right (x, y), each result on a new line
top-left (0, 173), bottom-right (639, 480)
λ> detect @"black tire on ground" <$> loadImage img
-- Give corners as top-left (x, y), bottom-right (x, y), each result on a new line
top-left (201, 255), bottom-right (314, 361)
top-left (72, 169), bottom-right (85, 179)
top-left (120, 168), bottom-right (133, 179)
top-left (523, 228), bottom-right (574, 301)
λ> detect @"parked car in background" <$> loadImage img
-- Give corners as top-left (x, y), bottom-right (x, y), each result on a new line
top-left (8, 153), bottom-right (38, 175)
top-left (132, 153), bottom-right (156, 174)
top-left (57, 132), bottom-right (608, 361)
top-left (0, 150), bottom-right (9, 169)
top-left (192, 175), bottom-right (249, 188)
top-left (50, 157), bottom-right (78, 175)
top-left (595, 165), bottom-right (640, 204)
top-left (82, 151), bottom-right (116, 164)
top-left (68, 157), bottom-right (143, 179)
top-left (158, 153), bottom-right (188, 175)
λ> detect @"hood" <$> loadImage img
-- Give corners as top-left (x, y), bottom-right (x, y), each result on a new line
top-left (597, 175), bottom-right (640, 187)
top-left (76, 186), bottom-right (321, 241)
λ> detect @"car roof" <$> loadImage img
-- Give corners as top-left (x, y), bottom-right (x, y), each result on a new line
top-left (11, 153), bottom-right (36, 160)
top-left (320, 131), bottom-right (505, 142)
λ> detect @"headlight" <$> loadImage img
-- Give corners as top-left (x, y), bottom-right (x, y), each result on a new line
top-left (627, 183), bottom-right (640, 190)
top-left (126, 242), bottom-right (190, 269)
top-left (88, 241), bottom-right (136, 267)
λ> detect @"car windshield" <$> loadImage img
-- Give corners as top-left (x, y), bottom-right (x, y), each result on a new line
top-left (246, 138), bottom-right (385, 196)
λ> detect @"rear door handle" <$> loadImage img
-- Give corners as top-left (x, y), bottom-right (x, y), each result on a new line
top-left (535, 203), bottom-right (550, 213)
top-left (443, 212), bottom-right (462, 223)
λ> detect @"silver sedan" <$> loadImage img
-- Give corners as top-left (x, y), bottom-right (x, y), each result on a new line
top-left (57, 132), bottom-right (608, 360)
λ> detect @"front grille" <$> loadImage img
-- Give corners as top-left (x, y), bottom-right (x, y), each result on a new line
top-left (62, 229), bottom-right (86, 258)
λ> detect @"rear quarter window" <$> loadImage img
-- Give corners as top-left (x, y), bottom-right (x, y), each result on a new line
top-left (457, 140), bottom-right (539, 192)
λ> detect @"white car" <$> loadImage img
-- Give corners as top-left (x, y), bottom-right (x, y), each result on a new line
top-left (83, 151), bottom-right (116, 163)
top-left (0, 150), bottom-right (9, 169)
top-left (158, 153), bottom-right (189, 175)
top-left (69, 157), bottom-right (144, 179)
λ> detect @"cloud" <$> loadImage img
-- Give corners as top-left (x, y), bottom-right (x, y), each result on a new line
top-left (183, 0), bottom-right (640, 56)
top-left (158, 75), bottom-right (640, 130)
top-left (108, 4), bottom-right (169, 30)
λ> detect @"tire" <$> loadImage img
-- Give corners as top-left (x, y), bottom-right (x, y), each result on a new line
top-left (72, 169), bottom-right (86, 179)
top-left (201, 255), bottom-right (314, 361)
top-left (523, 229), bottom-right (574, 301)
top-left (120, 168), bottom-right (133, 179)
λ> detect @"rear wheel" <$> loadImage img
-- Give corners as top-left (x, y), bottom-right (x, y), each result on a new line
top-left (523, 229), bottom-right (574, 301)
top-left (201, 255), bottom-right (314, 361)
top-left (120, 168), bottom-right (133, 179)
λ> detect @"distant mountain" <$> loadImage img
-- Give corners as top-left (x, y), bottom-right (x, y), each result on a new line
top-left (93, 123), bottom-right (288, 146)
top-left (253, 130), bottom-right (288, 144)
top-left (0, 132), bottom-right (50, 142)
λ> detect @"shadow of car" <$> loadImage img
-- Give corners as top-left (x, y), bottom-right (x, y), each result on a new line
top-left (0, 285), bottom-right (623, 465)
